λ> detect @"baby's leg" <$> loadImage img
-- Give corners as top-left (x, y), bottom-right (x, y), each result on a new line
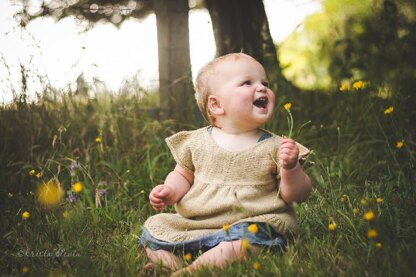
top-left (145, 247), bottom-right (180, 271)
top-left (172, 240), bottom-right (259, 276)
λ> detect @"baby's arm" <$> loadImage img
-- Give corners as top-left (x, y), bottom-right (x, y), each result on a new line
top-left (279, 138), bottom-right (312, 203)
top-left (149, 164), bottom-right (193, 212)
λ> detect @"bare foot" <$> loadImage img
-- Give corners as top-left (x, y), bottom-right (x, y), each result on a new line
top-left (143, 262), bottom-right (156, 271)
top-left (145, 248), bottom-right (181, 271)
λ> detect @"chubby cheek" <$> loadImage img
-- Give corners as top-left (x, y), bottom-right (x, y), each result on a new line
top-left (234, 92), bottom-right (256, 110)
top-left (268, 91), bottom-right (276, 110)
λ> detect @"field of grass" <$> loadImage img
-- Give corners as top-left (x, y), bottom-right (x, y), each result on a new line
top-left (1, 85), bottom-right (415, 276)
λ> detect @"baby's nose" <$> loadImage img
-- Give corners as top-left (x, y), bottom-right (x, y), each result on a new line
top-left (256, 84), bottom-right (266, 92)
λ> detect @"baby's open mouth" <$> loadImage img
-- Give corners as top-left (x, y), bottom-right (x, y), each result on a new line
top-left (253, 96), bottom-right (268, 109)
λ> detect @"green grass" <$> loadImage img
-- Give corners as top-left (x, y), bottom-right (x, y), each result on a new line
top-left (1, 87), bottom-right (415, 276)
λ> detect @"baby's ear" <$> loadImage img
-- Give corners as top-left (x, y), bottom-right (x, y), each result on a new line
top-left (208, 95), bottom-right (224, 115)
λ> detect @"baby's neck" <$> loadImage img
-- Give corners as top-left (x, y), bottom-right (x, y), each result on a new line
top-left (217, 125), bottom-right (259, 135)
top-left (211, 126), bottom-right (263, 152)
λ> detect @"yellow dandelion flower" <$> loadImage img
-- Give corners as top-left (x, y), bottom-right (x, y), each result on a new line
top-left (22, 211), bottom-right (30, 220)
top-left (63, 211), bottom-right (70, 219)
top-left (367, 229), bottom-right (378, 239)
top-left (396, 140), bottom-right (404, 149)
top-left (339, 83), bottom-right (349, 92)
top-left (248, 223), bottom-right (258, 234)
top-left (29, 169), bottom-right (36, 176)
top-left (95, 137), bottom-right (102, 143)
top-left (284, 103), bottom-right (292, 111)
top-left (376, 197), bottom-right (383, 203)
top-left (35, 172), bottom-right (42, 178)
top-left (375, 242), bottom-right (382, 248)
top-left (22, 266), bottom-right (29, 273)
top-left (184, 253), bottom-right (192, 262)
top-left (7, 192), bottom-right (13, 198)
top-left (72, 182), bottom-right (83, 193)
top-left (352, 80), bottom-right (364, 90)
top-left (328, 223), bottom-right (336, 231)
top-left (223, 224), bottom-right (230, 232)
top-left (253, 261), bottom-right (261, 270)
top-left (384, 106), bottom-right (394, 115)
top-left (363, 211), bottom-right (375, 221)
top-left (36, 179), bottom-right (64, 207)
top-left (241, 239), bottom-right (251, 250)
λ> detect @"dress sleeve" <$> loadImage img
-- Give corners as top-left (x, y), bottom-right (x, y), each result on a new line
top-left (296, 142), bottom-right (310, 165)
top-left (165, 131), bottom-right (195, 173)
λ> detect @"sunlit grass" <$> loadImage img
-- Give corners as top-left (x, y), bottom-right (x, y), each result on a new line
top-left (1, 85), bottom-right (415, 276)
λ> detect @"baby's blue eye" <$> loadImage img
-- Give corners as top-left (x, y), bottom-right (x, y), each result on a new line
top-left (243, 80), bottom-right (252, 86)
top-left (262, 82), bottom-right (269, 87)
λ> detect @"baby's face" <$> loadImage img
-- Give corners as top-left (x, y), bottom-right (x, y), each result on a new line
top-left (210, 56), bottom-right (275, 130)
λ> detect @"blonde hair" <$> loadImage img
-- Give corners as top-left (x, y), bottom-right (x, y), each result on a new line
top-left (194, 53), bottom-right (259, 125)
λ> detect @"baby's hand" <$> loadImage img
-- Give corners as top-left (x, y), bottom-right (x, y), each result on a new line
top-left (279, 137), bottom-right (299, 170)
top-left (149, 184), bottom-right (174, 212)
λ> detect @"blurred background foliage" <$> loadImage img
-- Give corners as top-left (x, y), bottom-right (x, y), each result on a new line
top-left (14, 0), bottom-right (416, 102)
top-left (280, 0), bottom-right (416, 98)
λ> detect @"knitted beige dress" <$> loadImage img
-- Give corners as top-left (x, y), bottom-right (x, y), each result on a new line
top-left (144, 126), bottom-right (310, 242)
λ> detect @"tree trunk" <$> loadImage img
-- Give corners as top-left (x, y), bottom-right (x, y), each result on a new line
top-left (205, 0), bottom-right (298, 94)
top-left (154, 0), bottom-right (196, 128)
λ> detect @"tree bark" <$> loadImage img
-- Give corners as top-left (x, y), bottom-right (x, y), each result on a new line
top-left (205, 0), bottom-right (298, 94)
top-left (154, 0), bottom-right (196, 128)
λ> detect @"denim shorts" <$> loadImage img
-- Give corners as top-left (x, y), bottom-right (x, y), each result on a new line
top-left (139, 222), bottom-right (286, 255)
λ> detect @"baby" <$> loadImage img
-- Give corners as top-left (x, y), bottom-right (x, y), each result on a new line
top-left (139, 53), bottom-right (312, 275)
